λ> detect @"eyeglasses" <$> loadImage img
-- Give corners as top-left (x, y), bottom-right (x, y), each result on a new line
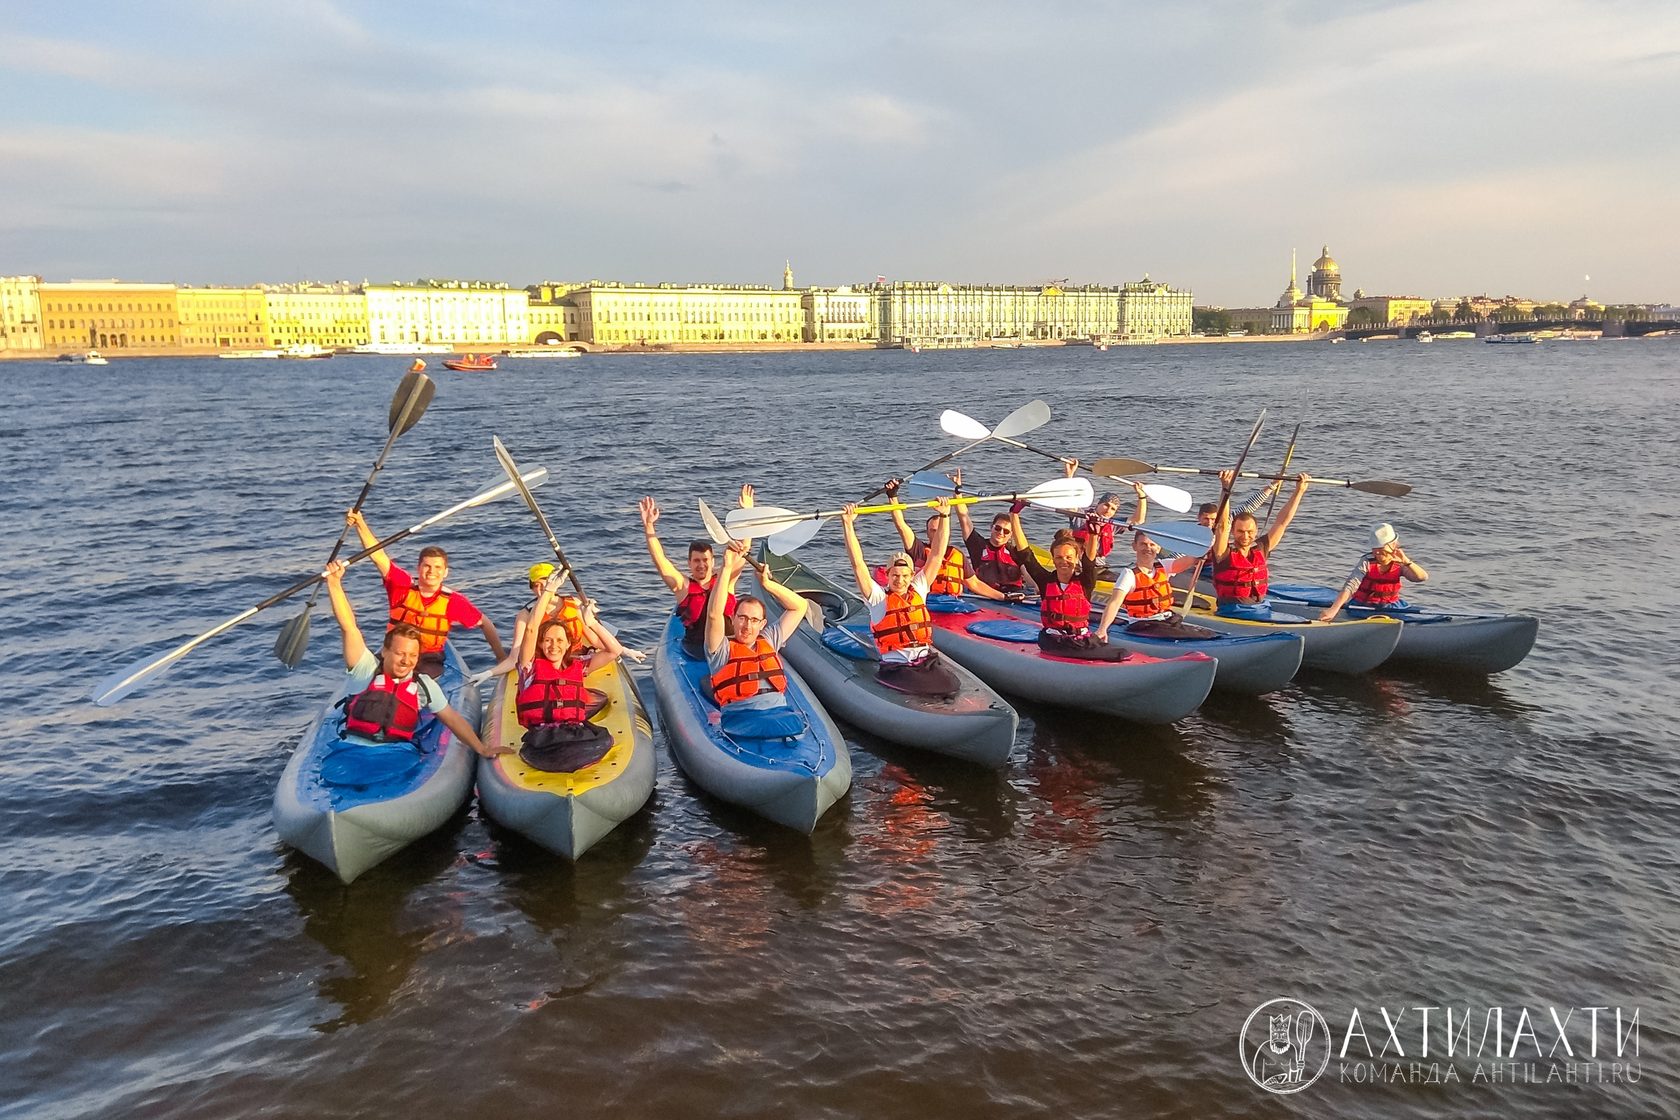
top-left (734, 613), bottom-right (767, 624)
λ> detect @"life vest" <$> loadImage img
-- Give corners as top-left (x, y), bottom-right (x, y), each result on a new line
top-left (930, 545), bottom-right (966, 597)
top-left (1353, 555), bottom-right (1404, 606)
top-left (1040, 577), bottom-right (1091, 634)
top-left (389, 587), bottom-right (452, 654)
top-left (677, 577), bottom-right (735, 630)
top-left (973, 542), bottom-right (1023, 591)
top-left (710, 637), bottom-right (788, 705)
top-left (516, 658), bottom-right (591, 727)
top-left (1073, 517), bottom-right (1115, 558)
top-left (871, 589), bottom-right (932, 654)
top-left (1123, 562), bottom-right (1175, 618)
top-left (343, 674), bottom-right (423, 742)
top-left (1213, 545), bottom-right (1269, 605)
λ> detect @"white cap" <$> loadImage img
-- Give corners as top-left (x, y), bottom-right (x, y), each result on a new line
top-left (1370, 523), bottom-right (1397, 549)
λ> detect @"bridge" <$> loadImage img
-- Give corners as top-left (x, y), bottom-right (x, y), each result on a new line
top-left (1335, 318), bottom-right (1679, 341)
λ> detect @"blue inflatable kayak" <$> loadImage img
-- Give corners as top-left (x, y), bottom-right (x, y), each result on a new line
top-left (1263, 584), bottom-right (1539, 674)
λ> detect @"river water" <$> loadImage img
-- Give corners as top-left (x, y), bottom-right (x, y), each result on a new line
top-left (1, 340), bottom-right (1676, 1119)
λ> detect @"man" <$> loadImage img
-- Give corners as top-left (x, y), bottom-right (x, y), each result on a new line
top-left (1094, 528), bottom-right (1205, 642)
top-left (1060, 459), bottom-right (1147, 561)
top-left (840, 498), bottom-right (961, 695)
top-left (884, 478), bottom-right (1008, 601)
top-left (347, 509), bottom-right (505, 678)
top-left (1316, 523), bottom-right (1429, 620)
top-left (945, 468), bottom-right (1026, 598)
top-left (1208, 472), bottom-right (1311, 619)
top-left (322, 560), bottom-right (499, 757)
top-left (705, 541), bottom-right (812, 736)
top-left (640, 490), bottom-right (747, 658)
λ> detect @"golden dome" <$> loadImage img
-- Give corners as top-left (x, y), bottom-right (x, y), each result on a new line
top-left (1313, 245), bottom-right (1340, 273)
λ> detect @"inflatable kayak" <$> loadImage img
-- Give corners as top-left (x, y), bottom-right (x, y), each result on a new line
top-left (762, 550), bottom-right (1018, 768)
top-left (1180, 600), bottom-right (1403, 675)
top-left (1262, 584), bottom-right (1539, 674)
top-left (273, 642), bottom-right (480, 884)
top-left (650, 614), bottom-right (851, 832)
top-left (924, 599), bottom-right (1215, 723)
top-left (476, 657), bottom-right (656, 859)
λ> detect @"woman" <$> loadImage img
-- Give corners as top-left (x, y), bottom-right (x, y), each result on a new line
top-left (515, 572), bottom-right (626, 771)
top-left (1316, 523), bottom-right (1429, 620)
top-left (1007, 512), bottom-right (1126, 661)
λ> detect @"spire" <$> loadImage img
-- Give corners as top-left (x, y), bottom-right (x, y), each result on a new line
top-left (782, 259), bottom-right (794, 291)
top-left (1291, 248), bottom-right (1297, 286)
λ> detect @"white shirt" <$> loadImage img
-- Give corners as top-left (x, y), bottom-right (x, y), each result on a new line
top-left (348, 650), bottom-right (447, 713)
top-left (863, 573), bottom-right (935, 665)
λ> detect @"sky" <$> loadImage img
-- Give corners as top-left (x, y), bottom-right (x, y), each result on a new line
top-left (2, 0), bottom-right (1677, 306)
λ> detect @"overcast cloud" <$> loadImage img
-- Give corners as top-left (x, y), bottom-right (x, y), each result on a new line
top-left (2, 0), bottom-right (1676, 304)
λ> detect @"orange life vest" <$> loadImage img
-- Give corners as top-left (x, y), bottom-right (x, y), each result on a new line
top-left (1040, 577), bottom-right (1091, 634)
top-left (710, 637), bottom-right (788, 705)
top-left (390, 587), bottom-right (453, 654)
top-left (1213, 545), bottom-right (1269, 605)
top-left (871, 589), bottom-right (933, 653)
top-left (343, 674), bottom-right (423, 742)
top-left (930, 545), bottom-right (966, 596)
top-left (1123, 562), bottom-right (1175, 618)
top-left (1353, 556), bottom-right (1404, 606)
top-left (543, 596), bottom-right (588, 649)
top-left (516, 658), bottom-right (591, 727)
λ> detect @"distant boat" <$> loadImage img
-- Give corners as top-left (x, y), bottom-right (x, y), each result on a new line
top-left (219, 348), bottom-right (282, 359)
top-left (1417, 331), bottom-right (1434, 343)
top-left (500, 347), bottom-right (583, 359)
top-left (350, 342), bottom-right (454, 355)
top-left (57, 351), bottom-right (108, 364)
top-left (1436, 331), bottom-right (1477, 340)
top-left (443, 353), bottom-right (497, 371)
top-left (1487, 333), bottom-right (1542, 345)
top-left (278, 344), bottom-right (333, 360)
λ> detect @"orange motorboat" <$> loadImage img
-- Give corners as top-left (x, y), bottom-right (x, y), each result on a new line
top-left (442, 353), bottom-right (497, 371)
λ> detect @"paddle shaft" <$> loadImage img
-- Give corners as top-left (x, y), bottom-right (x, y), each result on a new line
top-left (1179, 411), bottom-right (1267, 614)
top-left (1132, 463), bottom-right (1393, 491)
top-left (1264, 422), bottom-right (1302, 525)
top-left (493, 438), bottom-right (590, 604)
top-left (734, 491), bottom-right (1017, 533)
top-left (858, 438), bottom-right (989, 502)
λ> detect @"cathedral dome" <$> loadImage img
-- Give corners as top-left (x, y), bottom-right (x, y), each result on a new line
top-left (1313, 245), bottom-right (1340, 274)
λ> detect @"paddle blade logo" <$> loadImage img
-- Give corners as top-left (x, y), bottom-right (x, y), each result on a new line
top-left (1239, 998), bottom-right (1330, 1094)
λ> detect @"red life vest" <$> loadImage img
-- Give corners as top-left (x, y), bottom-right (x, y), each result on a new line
top-left (678, 577), bottom-right (735, 630)
top-left (516, 658), bottom-right (591, 727)
top-left (389, 587), bottom-right (453, 654)
top-left (974, 542), bottom-right (1023, 591)
top-left (711, 637), bottom-right (788, 705)
top-left (872, 589), bottom-right (932, 653)
top-left (1213, 545), bottom-right (1269, 605)
top-left (1123, 563), bottom-right (1175, 618)
top-left (1353, 556), bottom-right (1404, 606)
top-left (1040, 577), bottom-right (1091, 634)
top-left (930, 545), bottom-right (966, 596)
top-left (343, 674), bottom-right (424, 742)
top-left (1073, 517), bottom-right (1115, 558)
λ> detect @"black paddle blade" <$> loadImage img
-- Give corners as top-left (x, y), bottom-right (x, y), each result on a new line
top-left (1091, 457), bottom-right (1154, 477)
top-left (1350, 480), bottom-right (1413, 498)
top-left (387, 371), bottom-right (435, 436)
top-left (273, 610), bottom-right (312, 669)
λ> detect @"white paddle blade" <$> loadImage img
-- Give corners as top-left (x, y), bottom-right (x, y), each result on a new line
top-left (993, 399), bottom-right (1051, 439)
top-left (697, 499), bottom-right (729, 544)
top-left (1135, 520), bottom-right (1214, 554)
top-left (724, 504), bottom-right (805, 541)
top-left (939, 409), bottom-right (992, 441)
top-left (1022, 475), bottom-right (1094, 511)
top-left (767, 518), bottom-right (827, 555)
top-left (903, 470), bottom-right (958, 502)
top-left (1140, 482), bottom-right (1193, 514)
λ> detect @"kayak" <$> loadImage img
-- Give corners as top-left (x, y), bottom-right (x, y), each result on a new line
top-left (476, 657), bottom-right (656, 859)
top-left (273, 642), bottom-right (480, 884)
top-left (650, 614), bottom-right (852, 832)
top-left (924, 599), bottom-right (1216, 723)
top-left (762, 549), bottom-right (1019, 768)
top-left (1181, 602), bottom-right (1402, 674)
top-left (1262, 584), bottom-right (1539, 674)
top-left (1021, 546), bottom-right (1302, 692)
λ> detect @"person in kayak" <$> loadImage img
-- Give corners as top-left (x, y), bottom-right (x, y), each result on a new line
top-left (939, 469), bottom-right (1028, 598)
top-left (705, 540), bottom-right (813, 737)
top-left (322, 560), bottom-right (498, 757)
top-left (1008, 509), bottom-right (1127, 661)
top-left (640, 490), bottom-right (746, 659)
top-left (1094, 527), bottom-right (1207, 642)
top-left (1208, 471), bottom-right (1311, 619)
top-left (839, 498), bottom-right (963, 696)
top-left (514, 571), bottom-right (627, 771)
top-left (1315, 522), bottom-right (1429, 620)
top-left (1061, 459), bottom-right (1147, 562)
top-left (346, 509), bottom-right (506, 678)
top-left (884, 478), bottom-right (1009, 602)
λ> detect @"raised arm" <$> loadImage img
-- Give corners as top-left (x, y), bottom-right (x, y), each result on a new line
top-left (1210, 471), bottom-right (1235, 561)
top-left (884, 479), bottom-right (915, 550)
top-left (638, 496), bottom-right (686, 595)
top-left (1129, 480), bottom-right (1148, 525)
top-left (951, 468), bottom-right (975, 541)
top-left (705, 544), bottom-right (745, 655)
top-left (839, 503), bottom-right (874, 597)
top-left (1262, 473), bottom-right (1311, 552)
top-left (758, 559), bottom-right (815, 647)
top-left (323, 560), bottom-right (370, 671)
top-left (579, 600), bottom-right (626, 674)
top-left (346, 509), bottom-right (392, 578)
top-left (917, 498), bottom-right (952, 586)
top-left (519, 578), bottom-right (564, 668)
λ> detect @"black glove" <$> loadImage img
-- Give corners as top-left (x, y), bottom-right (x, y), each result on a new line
top-left (884, 478), bottom-right (901, 499)
top-left (1008, 497), bottom-right (1027, 515)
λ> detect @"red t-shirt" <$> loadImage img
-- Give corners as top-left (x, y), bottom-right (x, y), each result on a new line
top-left (383, 563), bottom-right (483, 628)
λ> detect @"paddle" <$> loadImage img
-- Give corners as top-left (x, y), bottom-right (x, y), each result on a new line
top-left (1177, 411), bottom-right (1266, 617)
top-left (1090, 457), bottom-right (1411, 499)
top-left (274, 371), bottom-right (437, 668)
top-left (733, 476), bottom-right (1095, 555)
top-left (936, 407), bottom-right (1194, 513)
top-left (90, 467), bottom-right (548, 707)
top-left (1264, 422), bottom-right (1302, 526)
top-left (903, 467), bottom-right (1193, 516)
top-left (857, 399), bottom-right (1052, 502)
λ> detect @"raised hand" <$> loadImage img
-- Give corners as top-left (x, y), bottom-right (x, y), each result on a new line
top-left (739, 483), bottom-right (755, 508)
top-left (638, 496), bottom-right (660, 531)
